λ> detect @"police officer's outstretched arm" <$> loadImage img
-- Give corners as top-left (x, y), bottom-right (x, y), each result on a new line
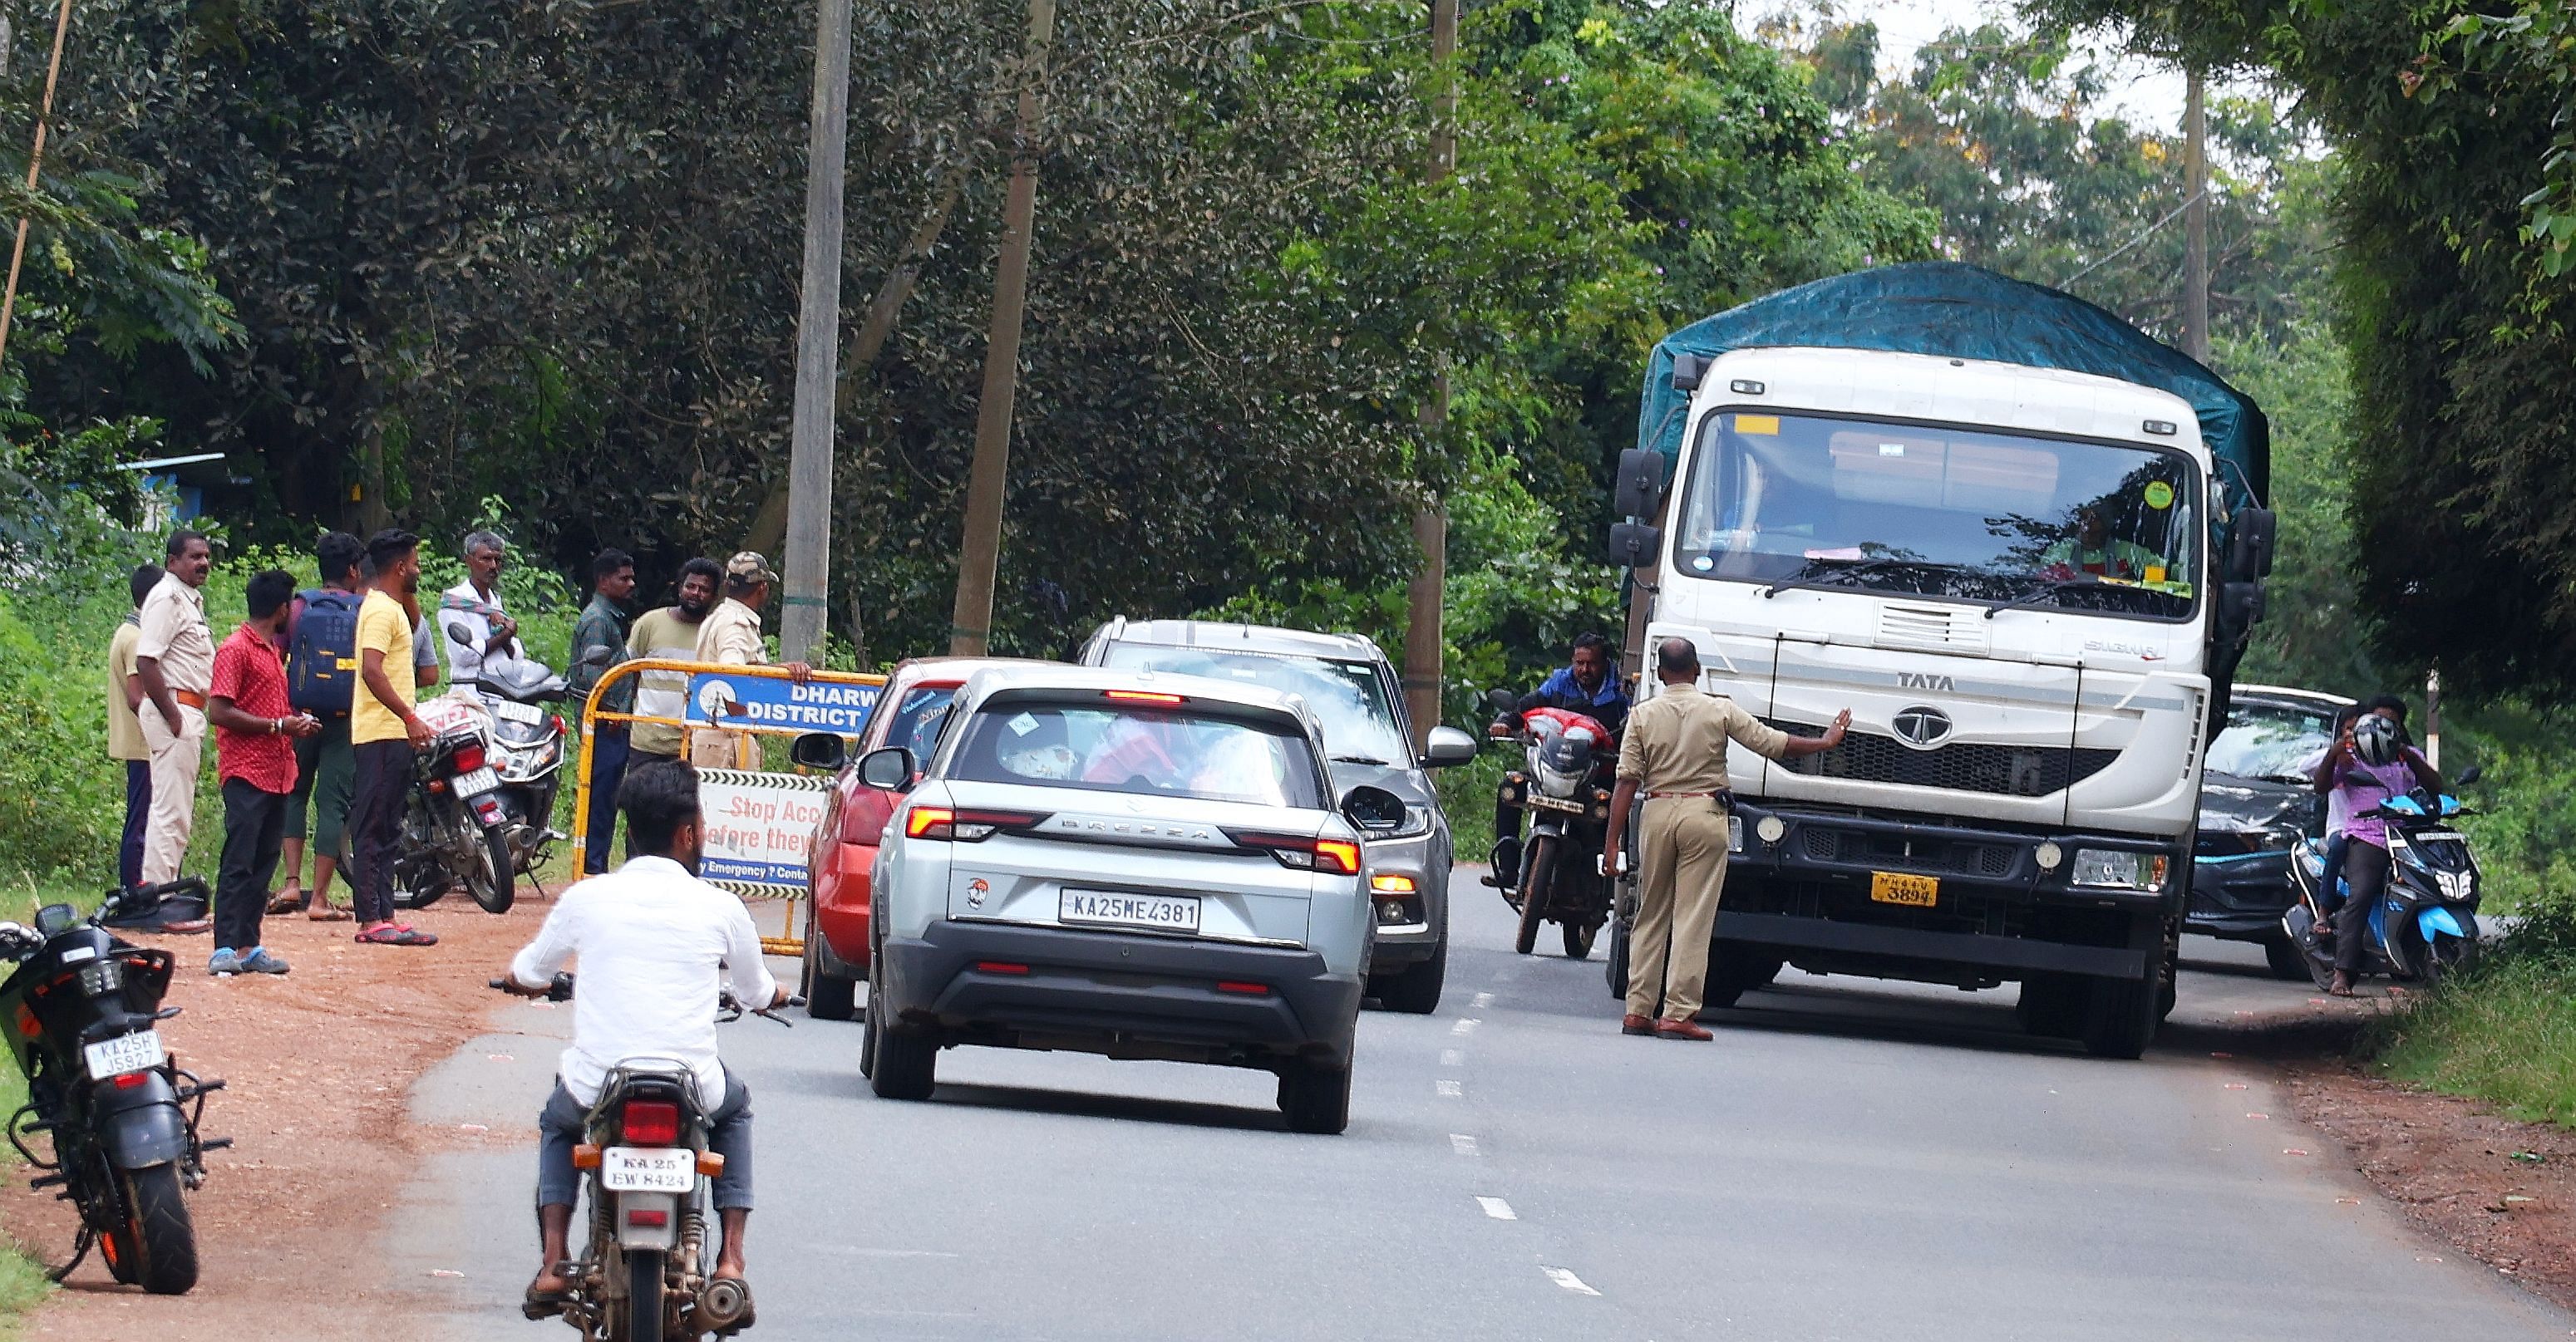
top-left (1769, 710), bottom-right (1851, 760)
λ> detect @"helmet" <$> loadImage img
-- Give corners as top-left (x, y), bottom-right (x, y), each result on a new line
top-left (2351, 714), bottom-right (2401, 768)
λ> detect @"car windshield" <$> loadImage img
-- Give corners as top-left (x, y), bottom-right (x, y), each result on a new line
top-left (2204, 700), bottom-right (2338, 781)
top-left (880, 685), bottom-right (958, 763)
top-left (948, 700), bottom-right (1327, 809)
top-left (1096, 645), bottom-right (1409, 764)
top-left (1672, 410), bottom-right (2203, 619)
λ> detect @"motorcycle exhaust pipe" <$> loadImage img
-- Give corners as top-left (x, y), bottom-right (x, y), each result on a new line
top-left (697, 1276), bottom-right (751, 1330)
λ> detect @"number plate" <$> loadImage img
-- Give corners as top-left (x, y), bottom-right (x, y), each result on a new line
top-left (1869, 872), bottom-right (1940, 908)
top-left (453, 766), bottom-right (500, 796)
top-left (83, 1030), bottom-right (164, 1081)
top-left (601, 1146), bottom-right (697, 1193)
top-left (491, 699), bottom-right (544, 725)
top-left (1525, 794), bottom-right (1585, 814)
top-left (1060, 889), bottom-right (1201, 933)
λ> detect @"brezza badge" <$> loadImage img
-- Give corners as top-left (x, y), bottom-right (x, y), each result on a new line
top-left (1890, 705), bottom-right (1955, 750)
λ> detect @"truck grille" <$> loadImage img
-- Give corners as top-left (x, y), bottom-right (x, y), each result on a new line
top-left (1799, 826), bottom-right (2020, 878)
top-left (1764, 719), bottom-right (2119, 798)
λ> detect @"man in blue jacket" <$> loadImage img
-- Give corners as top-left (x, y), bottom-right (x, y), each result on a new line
top-left (1486, 633), bottom-right (1630, 887)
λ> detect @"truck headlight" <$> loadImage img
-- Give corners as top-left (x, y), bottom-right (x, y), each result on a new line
top-left (2071, 848), bottom-right (2170, 892)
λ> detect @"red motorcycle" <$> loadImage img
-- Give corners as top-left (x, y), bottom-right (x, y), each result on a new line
top-left (1487, 696), bottom-right (1618, 958)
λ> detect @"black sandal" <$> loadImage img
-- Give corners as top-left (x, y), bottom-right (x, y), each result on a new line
top-left (522, 1284), bottom-right (569, 1320)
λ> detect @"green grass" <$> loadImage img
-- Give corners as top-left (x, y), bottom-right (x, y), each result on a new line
top-left (2372, 953), bottom-right (2576, 1127)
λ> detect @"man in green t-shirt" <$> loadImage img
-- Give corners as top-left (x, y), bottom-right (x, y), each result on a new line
top-left (347, 530), bottom-right (438, 947)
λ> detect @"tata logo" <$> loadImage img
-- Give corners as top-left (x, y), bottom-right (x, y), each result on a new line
top-left (1891, 705), bottom-right (1955, 750)
top-left (1895, 671), bottom-right (1958, 692)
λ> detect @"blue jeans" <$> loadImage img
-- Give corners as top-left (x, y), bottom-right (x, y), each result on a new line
top-left (536, 1069), bottom-right (753, 1212)
top-left (119, 759), bottom-right (151, 891)
top-left (581, 725), bottom-right (631, 876)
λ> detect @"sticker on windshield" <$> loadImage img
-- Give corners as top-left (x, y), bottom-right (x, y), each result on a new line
top-left (1007, 712), bottom-right (1039, 737)
top-left (1878, 443), bottom-right (1906, 457)
top-left (1692, 556), bottom-right (1715, 572)
top-left (2144, 480), bottom-right (2175, 510)
top-left (1734, 414), bottom-right (1780, 435)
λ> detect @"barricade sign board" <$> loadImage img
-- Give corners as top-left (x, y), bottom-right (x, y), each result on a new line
top-left (696, 769), bottom-right (830, 892)
top-left (686, 672), bottom-right (878, 735)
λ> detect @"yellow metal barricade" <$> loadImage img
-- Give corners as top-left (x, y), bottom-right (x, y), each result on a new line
top-left (574, 658), bottom-right (886, 956)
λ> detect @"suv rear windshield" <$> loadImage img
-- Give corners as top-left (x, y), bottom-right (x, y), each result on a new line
top-left (948, 701), bottom-right (1327, 809)
top-left (2205, 700), bottom-right (2337, 782)
top-left (1096, 645), bottom-right (1409, 765)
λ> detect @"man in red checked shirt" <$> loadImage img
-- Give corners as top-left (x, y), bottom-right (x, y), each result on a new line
top-left (206, 570), bottom-right (323, 976)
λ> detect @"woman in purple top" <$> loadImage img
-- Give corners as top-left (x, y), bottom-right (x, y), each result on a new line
top-left (2309, 708), bottom-right (2443, 995)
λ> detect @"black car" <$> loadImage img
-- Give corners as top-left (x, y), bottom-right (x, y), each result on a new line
top-left (2188, 685), bottom-right (2351, 978)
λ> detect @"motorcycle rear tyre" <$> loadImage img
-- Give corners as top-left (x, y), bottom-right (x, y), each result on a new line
top-left (627, 1246), bottom-right (666, 1342)
top-left (1562, 920), bottom-right (1596, 961)
top-left (458, 819), bottom-right (515, 914)
top-left (1514, 836), bottom-right (1555, 956)
top-left (117, 1164), bottom-right (198, 1295)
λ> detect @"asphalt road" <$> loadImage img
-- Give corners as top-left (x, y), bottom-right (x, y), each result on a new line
top-left (395, 874), bottom-right (2574, 1341)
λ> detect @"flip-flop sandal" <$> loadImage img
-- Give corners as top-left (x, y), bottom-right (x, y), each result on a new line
top-left (266, 890), bottom-right (306, 916)
top-left (308, 904), bottom-right (354, 922)
top-left (521, 1285), bottom-right (569, 1320)
top-left (356, 926), bottom-right (439, 946)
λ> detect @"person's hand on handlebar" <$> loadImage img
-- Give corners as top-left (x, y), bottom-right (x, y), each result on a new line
top-left (493, 974), bottom-right (549, 999)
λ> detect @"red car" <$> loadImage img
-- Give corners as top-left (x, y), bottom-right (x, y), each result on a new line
top-left (798, 658), bottom-right (1021, 1020)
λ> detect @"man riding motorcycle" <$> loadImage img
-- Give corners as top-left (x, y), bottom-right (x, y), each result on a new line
top-left (502, 760), bottom-right (786, 1329)
top-left (1487, 633), bottom-right (1630, 887)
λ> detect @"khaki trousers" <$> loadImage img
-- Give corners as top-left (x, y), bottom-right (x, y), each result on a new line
top-left (686, 728), bottom-right (760, 771)
top-left (138, 704), bottom-right (206, 887)
top-left (1624, 794), bottom-right (1731, 1021)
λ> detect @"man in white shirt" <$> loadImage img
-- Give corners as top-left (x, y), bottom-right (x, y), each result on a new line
top-left (437, 529), bottom-right (525, 693)
top-left (503, 759), bottom-right (785, 1323)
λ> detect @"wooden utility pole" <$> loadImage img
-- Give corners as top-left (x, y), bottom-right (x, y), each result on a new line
top-left (1400, 0), bottom-right (1459, 750)
top-left (948, 0), bottom-right (1056, 657)
top-left (2182, 68), bottom-right (2210, 363)
top-left (0, 0), bottom-right (79, 374)
top-left (779, 0), bottom-right (857, 665)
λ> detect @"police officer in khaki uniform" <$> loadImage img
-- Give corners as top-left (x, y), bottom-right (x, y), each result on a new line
top-left (1601, 638), bottom-right (1849, 1040)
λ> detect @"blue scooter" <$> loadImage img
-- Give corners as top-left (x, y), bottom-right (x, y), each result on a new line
top-left (2283, 779), bottom-right (2484, 990)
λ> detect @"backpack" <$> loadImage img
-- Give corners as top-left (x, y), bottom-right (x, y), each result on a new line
top-left (288, 587), bottom-right (362, 716)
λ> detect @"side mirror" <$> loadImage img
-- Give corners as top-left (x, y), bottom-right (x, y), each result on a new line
top-left (2229, 507), bottom-right (2278, 580)
top-left (857, 746), bottom-right (918, 791)
top-left (446, 622), bottom-right (475, 646)
top-left (1614, 448), bottom-right (1667, 519)
top-left (1608, 521), bottom-right (1662, 570)
top-left (1484, 688), bottom-right (1517, 715)
top-left (1669, 351), bottom-right (1711, 392)
top-left (1340, 784), bottom-right (1406, 833)
top-left (2455, 764), bottom-right (2483, 786)
top-left (35, 903), bottom-right (78, 936)
top-left (789, 732), bottom-right (849, 772)
top-left (2220, 581), bottom-right (2266, 632)
top-left (1420, 725), bottom-right (1478, 769)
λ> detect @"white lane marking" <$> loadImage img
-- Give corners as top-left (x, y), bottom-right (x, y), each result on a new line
top-left (1436, 1079), bottom-right (1463, 1098)
top-left (1451, 1017), bottom-right (1480, 1036)
top-left (1441, 1049), bottom-right (1465, 1067)
top-left (1544, 1267), bottom-right (1601, 1296)
top-left (1450, 1133), bottom-right (1479, 1156)
top-left (1476, 1196), bottom-right (1517, 1221)
top-left (1473, 991), bottom-right (1495, 1008)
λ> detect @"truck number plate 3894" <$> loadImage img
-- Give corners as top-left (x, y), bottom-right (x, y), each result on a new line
top-left (1869, 872), bottom-right (1939, 908)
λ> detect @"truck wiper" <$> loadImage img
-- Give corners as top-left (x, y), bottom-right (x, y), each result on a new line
top-left (1759, 557), bottom-right (1900, 599)
top-left (1982, 576), bottom-right (2102, 620)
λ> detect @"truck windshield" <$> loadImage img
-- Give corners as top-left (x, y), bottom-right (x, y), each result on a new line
top-left (1672, 410), bottom-right (2202, 620)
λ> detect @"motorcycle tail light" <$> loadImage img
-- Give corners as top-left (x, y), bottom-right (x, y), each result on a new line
top-left (111, 1071), bottom-right (151, 1090)
top-left (77, 960), bottom-right (125, 998)
top-left (451, 743), bottom-right (488, 774)
top-left (622, 1100), bottom-right (681, 1146)
top-left (553, 714), bottom-right (568, 738)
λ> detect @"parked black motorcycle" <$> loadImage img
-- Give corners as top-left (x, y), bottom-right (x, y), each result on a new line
top-left (1484, 690), bottom-right (1618, 958)
top-left (491, 975), bottom-right (799, 1342)
top-left (0, 886), bottom-right (225, 1293)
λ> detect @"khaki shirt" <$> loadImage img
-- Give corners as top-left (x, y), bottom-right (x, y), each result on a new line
top-left (135, 573), bottom-right (214, 695)
top-left (1615, 683), bottom-right (1791, 794)
top-left (693, 597), bottom-right (765, 666)
top-left (106, 621), bottom-right (146, 760)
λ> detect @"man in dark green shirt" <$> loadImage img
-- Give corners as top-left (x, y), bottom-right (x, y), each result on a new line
top-left (569, 549), bottom-right (637, 874)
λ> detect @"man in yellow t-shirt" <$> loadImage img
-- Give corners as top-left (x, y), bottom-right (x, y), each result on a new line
top-left (347, 530), bottom-right (438, 946)
top-left (106, 563), bottom-right (164, 892)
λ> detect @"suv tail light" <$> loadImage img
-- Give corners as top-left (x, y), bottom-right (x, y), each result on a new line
top-left (621, 1099), bottom-right (681, 1146)
top-left (1226, 831), bottom-right (1363, 876)
top-left (904, 807), bottom-right (1050, 842)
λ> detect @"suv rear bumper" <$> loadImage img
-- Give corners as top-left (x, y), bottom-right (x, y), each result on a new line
top-left (879, 921), bottom-right (1362, 1069)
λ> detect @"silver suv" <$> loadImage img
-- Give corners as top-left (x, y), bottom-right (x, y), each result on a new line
top-left (1078, 620), bottom-right (1478, 1013)
top-left (857, 666), bottom-right (1404, 1134)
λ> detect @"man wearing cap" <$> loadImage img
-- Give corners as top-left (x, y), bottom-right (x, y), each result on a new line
top-left (1598, 638), bottom-right (1849, 1041)
top-left (690, 553), bottom-right (810, 769)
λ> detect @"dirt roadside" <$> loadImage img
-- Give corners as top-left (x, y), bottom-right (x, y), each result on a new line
top-left (2, 899), bottom-right (548, 1341)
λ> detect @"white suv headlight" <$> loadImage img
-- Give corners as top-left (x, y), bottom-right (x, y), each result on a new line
top-left (2071, 848), bottom-right (2170, 892)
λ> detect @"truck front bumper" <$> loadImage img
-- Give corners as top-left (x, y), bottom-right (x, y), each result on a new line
top-left (1712, 801), bottom-right (2185, 981)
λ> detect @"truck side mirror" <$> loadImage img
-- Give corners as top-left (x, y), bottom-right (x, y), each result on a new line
top-left (1614, 449), bottom-right (1666, 519)
top-left (2229, 507), bottom-right (2277, 580)
top-left (1608, 521), bottom-right (1662, 570)
top-left (2221, 581), bottom-right (2267, 632)
top-left (1670, 352), bottom-right (1711, 392)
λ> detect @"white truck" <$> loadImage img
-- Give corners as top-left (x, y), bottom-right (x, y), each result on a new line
top-left (1606, 263), bottom-right (2276, 1058)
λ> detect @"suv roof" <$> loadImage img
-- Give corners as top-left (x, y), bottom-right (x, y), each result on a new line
top-left (954, 663), bottom-right (1320, 731)
top-left (2231, 684), bottom-right (2356, 710)
top-left (1091, 617), bottom-right (1384, 665)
